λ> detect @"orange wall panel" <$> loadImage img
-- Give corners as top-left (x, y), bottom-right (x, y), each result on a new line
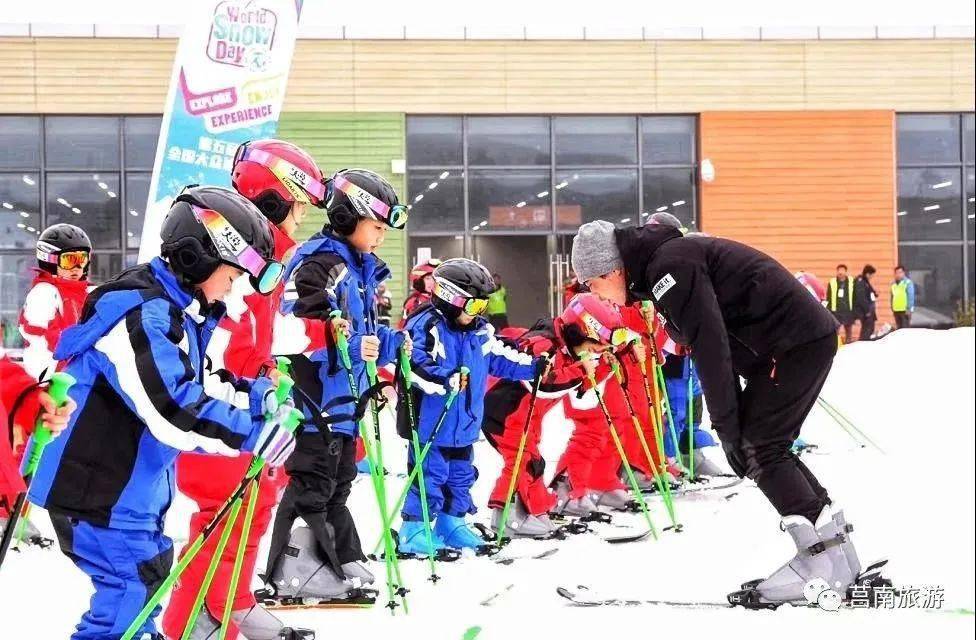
top-left (700, 111), bottom-right (898, 325)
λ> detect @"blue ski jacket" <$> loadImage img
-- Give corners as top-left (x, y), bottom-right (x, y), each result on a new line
top-left (28, 258), bottom-right (274, 531)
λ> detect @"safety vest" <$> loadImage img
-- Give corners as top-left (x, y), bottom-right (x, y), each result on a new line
top-left (828, 277), bottom-right (854, 312)
top-left (891, 280), bottom-right (909, 312)
top-left (487, 286), bottom-right (507, 315)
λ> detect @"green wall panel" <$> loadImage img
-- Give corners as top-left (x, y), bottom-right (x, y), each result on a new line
top-left (276, 112), bottom-right (407, 311)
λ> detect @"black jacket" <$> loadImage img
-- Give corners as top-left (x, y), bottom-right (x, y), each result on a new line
top-left (853, 276), bottom-right (877, 321)
top-left (616, 225), bottom-right (838, 443)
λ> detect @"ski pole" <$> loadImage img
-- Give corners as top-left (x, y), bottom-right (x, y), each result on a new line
top-left (217, 358), bottom-right (293, 640)
top-left (609, 357), bottom-right (677, 528)
top-left (372, 367), bottom-right (468, 555)
top-left (0, 372), bottom-right (75, 569)
top-left (121, 398), bottom-right (303, 640)
top-left (655, 361), bottom-right (683, 470)
top-left (398, 348), bottom-right (439, 581)
top-left (181, 374), bottom-right (296, 640)
top-left (494, 359), bottom-right (547, 548)
top-left (639, 302), bottom-right (684, 470)
top-left (587, 371), bottom-right (658, 541)
top-left (816, 396), bottom-right (883, 453)
top-left (687, 359), bottom-right (696, 480)
top-left (635, 356), bottom-right (670, 481)
top-left (331, 312), bottom-right (407, 614)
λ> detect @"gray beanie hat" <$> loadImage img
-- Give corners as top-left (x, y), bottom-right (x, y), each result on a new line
top-left (571, 220), bottom-right (623, 283)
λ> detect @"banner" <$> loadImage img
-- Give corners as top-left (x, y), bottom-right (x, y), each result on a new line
top-left (138, 0), bottom-right (305, 262)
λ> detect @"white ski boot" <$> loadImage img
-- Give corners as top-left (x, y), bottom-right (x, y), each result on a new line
top-left (341, 561), bottom-right (375, 588)
top-left (728, 506), bottom-right (858, 609)
top-left (679, 449), bottom-right (727, 477)
top-left (268, 526), bottom-right (356, 602)
top-left (592, 488), bottom-right (632, 512)
top-left (490, 498), bottom-right (558, 539)
top-left (553, 479), bottom-right (599, 517)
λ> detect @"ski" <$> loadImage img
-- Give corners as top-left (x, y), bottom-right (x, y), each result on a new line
top-left (492, 546), bottom-right (559, 565)
top-left (557, 586), bottom-right (729, 609)
top-left (480, 583), bottom-right (514, 606)
top-left (602, 522), bottom-right (683, 544)
top-left (257, 587), bottom-right (379, 610)
top-left (644, 476), bottom-right (744, 497)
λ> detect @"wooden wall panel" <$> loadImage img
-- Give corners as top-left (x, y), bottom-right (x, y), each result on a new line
top-left (699, 110), bottom-right (899, 323)
top-left (1, 38), bottom-right (971, 114)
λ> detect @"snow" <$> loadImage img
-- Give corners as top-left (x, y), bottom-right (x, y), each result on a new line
top-left (2, 328), bottom-right (974, 638)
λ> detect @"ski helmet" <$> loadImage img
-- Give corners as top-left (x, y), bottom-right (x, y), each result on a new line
top-left (160, 185), bottom-right (281, 295)
top-left (325, 168), bottom-right (405, 235)
top-left (36, 223), bottom-right (93, 277)
top-left (232, 139), bottom-right (326, 225)
top-left (410, 258), bottom-right (442, 293)
top-left (431, 258), bottom-right (495, 318)
top-left (556, 293), bottom-right (632, 350)
top-left (648, 211), bottom-right (685, 231)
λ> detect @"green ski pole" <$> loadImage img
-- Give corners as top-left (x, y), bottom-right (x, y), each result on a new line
top-left (687, 359), bottom-right (696, 480)
top-left (372, 367), bottom-right (468, 556)
top-left (639, 301), bottom-right (684, 474)
top-left (609, 356), bottom-right (677, 528)
top-left (494, 358), bottom-right (547, 548)
top-left (587, 372), bottom-right (658, 541)
top-left (656, 364), bottom-right (683, 472)
top-left (0, 372), bottom-right (75, 564)
top-left (398, 347), bottom-right (440, 581)
top-left (121, 398), bottom-right (303, 640)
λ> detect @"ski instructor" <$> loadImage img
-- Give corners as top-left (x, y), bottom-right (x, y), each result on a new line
top-left (571, 220), bottom-right (866, 608)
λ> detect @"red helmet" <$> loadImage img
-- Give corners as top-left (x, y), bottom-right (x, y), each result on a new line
top-left (556, 293), bottom-right (631, 349)
top-left (232, 139), bottom-right (326, 225)
top-left (410, 258), bottom-right (442, 292)
top-left (795, 271), bottom-right (826, 302)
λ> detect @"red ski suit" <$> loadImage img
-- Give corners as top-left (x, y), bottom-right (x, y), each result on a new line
top-left (1, 355), bottom-right (43, 517)
top-left (164, 225), bottom-right (298, 640)
top-left (17, 270), bottom-right (88, 381)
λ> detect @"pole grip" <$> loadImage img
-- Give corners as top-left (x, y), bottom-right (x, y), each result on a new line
top-left (21, 372), bottom-right (75, 477)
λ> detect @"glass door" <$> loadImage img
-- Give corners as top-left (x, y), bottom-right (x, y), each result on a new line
top-left (470, 235), bottom-right (550, 329)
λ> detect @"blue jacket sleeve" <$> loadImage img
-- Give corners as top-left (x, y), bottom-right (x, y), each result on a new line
top-left (408, 314), bottom-right (457, 395)
top-left (907, 280), bottom-right (916, 311)
top-left (104, 301), bottom-right (269, 455)
top-left (483, 325), bottom-right (539, 381)
top-left (376, 324), bottom-right (404, 366)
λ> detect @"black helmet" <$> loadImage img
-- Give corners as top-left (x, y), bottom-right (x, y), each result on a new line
top-left (431, 258), bottom-right (496, 321)
top-left (36, 223), bottom-right (93, 276)
top-left (325, 168), bottom-right (406, 235)
top-left (160, 185), bottom-right (281, 295)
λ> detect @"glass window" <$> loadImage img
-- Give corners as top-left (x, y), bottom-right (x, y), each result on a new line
top-left (88, 252), bottom-right (123, 286)
top-left (967, 167), bottom-right (974, 237)
top-left (897, 168), bottom-right (962, 242)
top-left (0, 116), bottom-right (41, 169)
top-left (45, 117), bottom-right (120, 169)
top-left (0, 173), bottom-right (41, 249)
top-left (124, 117), bottom-right (162, 169)
top-left (964, 114), bottom-right (974, 164)
top-left (47, 173), bottom-right (121, 249)
top-left (642, 168), bottom-right (698, 229)
top-left (554, 117), bottom-right (637, 165)
top-left (554, 169), bottom-right (637, 231)
top-left (126, 172), bottom-right (152, 249)
top-left (468, 117), bottom-right (549, 166)
top-left (469, 169), bottom-right (551, 231)
top-left (407, 169), bottom-right (464, 233)
top-left (897, 244), bottom-right (963, 316)
top-left (896, 115), bottom-right (961, 165)
top-left (406, 117), bottom-right (462, 167)
top-left (0, 253), bottom-right (35, 348)
top-left (408, 235), bottom-right (464, 266)
top-left (642, 116), bottom-right (696, 165)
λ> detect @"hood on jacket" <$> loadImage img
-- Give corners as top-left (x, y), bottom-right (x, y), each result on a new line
top-left (616, 224), bottom-right (684, 299)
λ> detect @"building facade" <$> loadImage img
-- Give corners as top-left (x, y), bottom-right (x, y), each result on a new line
top-left (1, 32), bottom-right (973, 342)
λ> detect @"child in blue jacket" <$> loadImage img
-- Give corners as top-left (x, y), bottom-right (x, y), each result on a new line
top-left (398, 259), bottom-right (541, 553)
top-left (28, 187), bottom-right (296, 640)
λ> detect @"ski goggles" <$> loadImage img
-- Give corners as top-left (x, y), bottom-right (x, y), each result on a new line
top-left (191, 205), bottom-right (284, 295)
top-left (433, 277), bottom-right (489, 316)
top-left (331, 174), bottom-right (409, 229)
top-left (37, 247), bottom-right (91, 271)
top-left (234, 144), bottom-right (327, 206)
top-left (564, 300), bottom-right (633, 347)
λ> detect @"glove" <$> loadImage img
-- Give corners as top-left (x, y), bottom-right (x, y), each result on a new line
top-left (250, 401), bottom-right (297, 468)
top-left (447, 372), bottom-right (461, 393)
top-left (722, 440), bottom-right (747, 479)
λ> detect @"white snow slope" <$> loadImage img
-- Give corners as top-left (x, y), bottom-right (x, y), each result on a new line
top-left (2, 328), bottom-right (974, 639)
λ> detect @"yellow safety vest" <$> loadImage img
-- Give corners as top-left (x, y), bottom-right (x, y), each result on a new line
top-left (829, 277), bottom-right (854, 312)
top-left (891, 281), bottom-right (909, 312)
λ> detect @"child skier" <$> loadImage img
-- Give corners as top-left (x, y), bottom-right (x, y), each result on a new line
top-left (482, 294), bottom-right (628, 539)
top-left (397, 258), bottom-right (541, 554)
top-left (27, 186), bottom-right (298, 640)
top-left (399, 258), bottom-right (441, 328)
top-left (163, 140), bottom-right (326, 640)
top-left (19, 223), bottom-right (92, 381)
top-left (266, 168), bottom-right (409, 602)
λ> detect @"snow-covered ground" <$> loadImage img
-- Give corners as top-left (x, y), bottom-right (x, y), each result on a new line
top-left (2, 328), bottom-right (974, 638)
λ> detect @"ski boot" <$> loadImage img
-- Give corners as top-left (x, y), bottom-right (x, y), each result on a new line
top-left (552, 478), bottom-right (603, 520)
top-left (490, 499), bottom-right (559, 540)
top-left (265, 526), bottom-right (360, 604)
top-left (728, 506), bottom-right (858, 610)
top-left (397, 519), bottom-right (451, 557)
top-left (341, 560), bottom-right (375, 588)
top-left (434, 514), bottom-right (493, 554)
top-left (0, 516), bottom-right (53, 549)
top-left (233, 604), bottom-right (315, 639)
top-left (592, 488), bottom-right (633, 512)
top-left (680, 449), bottom-right (728, 479)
